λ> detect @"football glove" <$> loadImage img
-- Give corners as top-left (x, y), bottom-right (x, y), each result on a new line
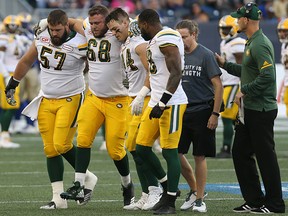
top-left (5, 76), bottom-right (20, 106)
top-left (129, 19), bottom-right (141, 37)
top-left (130, 86), bottom-right (150, 116)
top-left (149, 103), bottom-right (169, 119)
top-left (33, 18), bottom-right (48, 37)
top-left (149, 91), bottom-right (172, 119)
top-left (130, 94), bottom-right (144, 116)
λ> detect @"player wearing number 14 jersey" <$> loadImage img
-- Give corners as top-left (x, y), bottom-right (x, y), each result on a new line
top-left (4, 10), bottom-right (98, 209)
top-left (106, 8), bottom-right (163, 210)
top-left (61, 5), bottom-right (134, 208)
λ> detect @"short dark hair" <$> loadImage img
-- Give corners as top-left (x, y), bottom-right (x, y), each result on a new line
top-left (88, 4), bottom-right (109, 17)
top-left (47, 10), bottom-right (68, 26)
top-left (176, 19), bottom-right (199, 40)
top-left (138, 9), bottom-right (160, 25)
top-left (105, 8), bottom-right (129, 25)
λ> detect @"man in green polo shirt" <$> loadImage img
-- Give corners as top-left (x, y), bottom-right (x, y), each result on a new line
top-left (215, 2), bottom-right (285, 214)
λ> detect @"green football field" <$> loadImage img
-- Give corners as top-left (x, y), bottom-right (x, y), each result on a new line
top-left (0, 120), bottom-right (287, 216)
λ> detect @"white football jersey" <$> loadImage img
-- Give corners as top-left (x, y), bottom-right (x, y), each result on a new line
top-left (147, 28), bottom-right (187, 107)
top-left (36, 29), bottom-right (87, 98)
top-left (121, 35), bottom-right (147, 96)
top-left (220, 37), bottom-right (245, 86)
top-left (83, 18), bottom-right (127, 97)
top-left (0, 33), bottom-right (30, 72)
top-left (281, 43), bottom-right (288, 86)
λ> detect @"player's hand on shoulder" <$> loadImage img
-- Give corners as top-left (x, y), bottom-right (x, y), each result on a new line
top-left (33, 18), bottom-right (48, 37)
top-left (129, 19), bottom-right (141, 37)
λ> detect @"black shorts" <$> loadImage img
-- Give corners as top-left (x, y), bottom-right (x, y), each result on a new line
top-left (178, 108), bottom-right (216, 157)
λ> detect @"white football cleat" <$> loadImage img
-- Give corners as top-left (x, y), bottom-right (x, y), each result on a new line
top-left (142, 186), bottom-right (162, 210)
top-left (134, 192), bottom-right (148, 210)
top-left (77, 171), bottom-right (98, 205)
top-left (40, 199), bottom-right (67, 210)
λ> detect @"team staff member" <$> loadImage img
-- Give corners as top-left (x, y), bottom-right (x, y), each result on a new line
top-left (215, 2), bottom-right (285, 214)
top-left (5, 10), bottom-right (97, 209)
top-left (176, 19), bottom-right (223, 213)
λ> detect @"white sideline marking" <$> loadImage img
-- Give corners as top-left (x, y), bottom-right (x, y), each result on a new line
top-left (0, 197), bottom-right (243, 204)
top-left (1, 167), bottom-right (288, 175)
top-left (0, 183), bottom-right (120, 188)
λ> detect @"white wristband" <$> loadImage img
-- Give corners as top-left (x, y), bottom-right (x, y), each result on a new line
top-left (138, 86), bottom-right (150, 98)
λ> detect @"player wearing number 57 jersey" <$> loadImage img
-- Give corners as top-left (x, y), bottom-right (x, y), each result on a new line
top-left (61, 5), bottom-right (134, 208)
top-left (4, 10), bottom-right (98, 209)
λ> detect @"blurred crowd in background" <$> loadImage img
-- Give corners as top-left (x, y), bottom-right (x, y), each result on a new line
top-left (24, 0), bottom-right (288, 25)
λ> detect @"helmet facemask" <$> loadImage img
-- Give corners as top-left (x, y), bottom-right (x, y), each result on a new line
top-left (277, 19), bottom-right (288, 44)
top-left (218, 15), bottom-right (239, 40)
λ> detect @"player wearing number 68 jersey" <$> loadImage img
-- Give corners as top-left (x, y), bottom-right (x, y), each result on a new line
top-left (4, 10), bottom-right (98, 209)
top-left (61, 5), bottom-right (134, 208)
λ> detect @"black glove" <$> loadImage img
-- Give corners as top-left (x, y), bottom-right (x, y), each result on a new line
top-left (149, 103), bottom-right (169, 119)
top-left (5, 76), bottom-right (20, 106)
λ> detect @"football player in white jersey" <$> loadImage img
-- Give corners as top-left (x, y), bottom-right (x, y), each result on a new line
top-left (12, 11), bottom-right (40, 134)
top-left (60, 5), bottom-right (134, 208)
top-left (277, 18), bottom-right (288, 117)
top-left (216, 15), bottom-right (245, 158)
top-left (106, 8), bottom-right (162, 210)
top-left (5, 10), bottom-right (97, 209)
top-left (135, 9), bottom-right (188, 214)
top-left (0, 15), bottom-right (30, 148)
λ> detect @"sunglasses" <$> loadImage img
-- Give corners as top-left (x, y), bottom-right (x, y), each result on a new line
top-left (237, 2), bottom-right (258, 16)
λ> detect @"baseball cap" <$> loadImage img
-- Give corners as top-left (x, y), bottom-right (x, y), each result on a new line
top-left (230, 2), bottom-right (262, 21)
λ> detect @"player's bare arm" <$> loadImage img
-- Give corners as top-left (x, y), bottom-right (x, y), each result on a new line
top-left (68, 18), bottom-right (85, 36)
top-left (13, 41), bottom-right (38, 81)
top-left (160, 45), bottom-right (182, 94)
top-left (135, 42), bottom-right (149, 71)
top-left (135, 42), bottom-right (150, 88)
